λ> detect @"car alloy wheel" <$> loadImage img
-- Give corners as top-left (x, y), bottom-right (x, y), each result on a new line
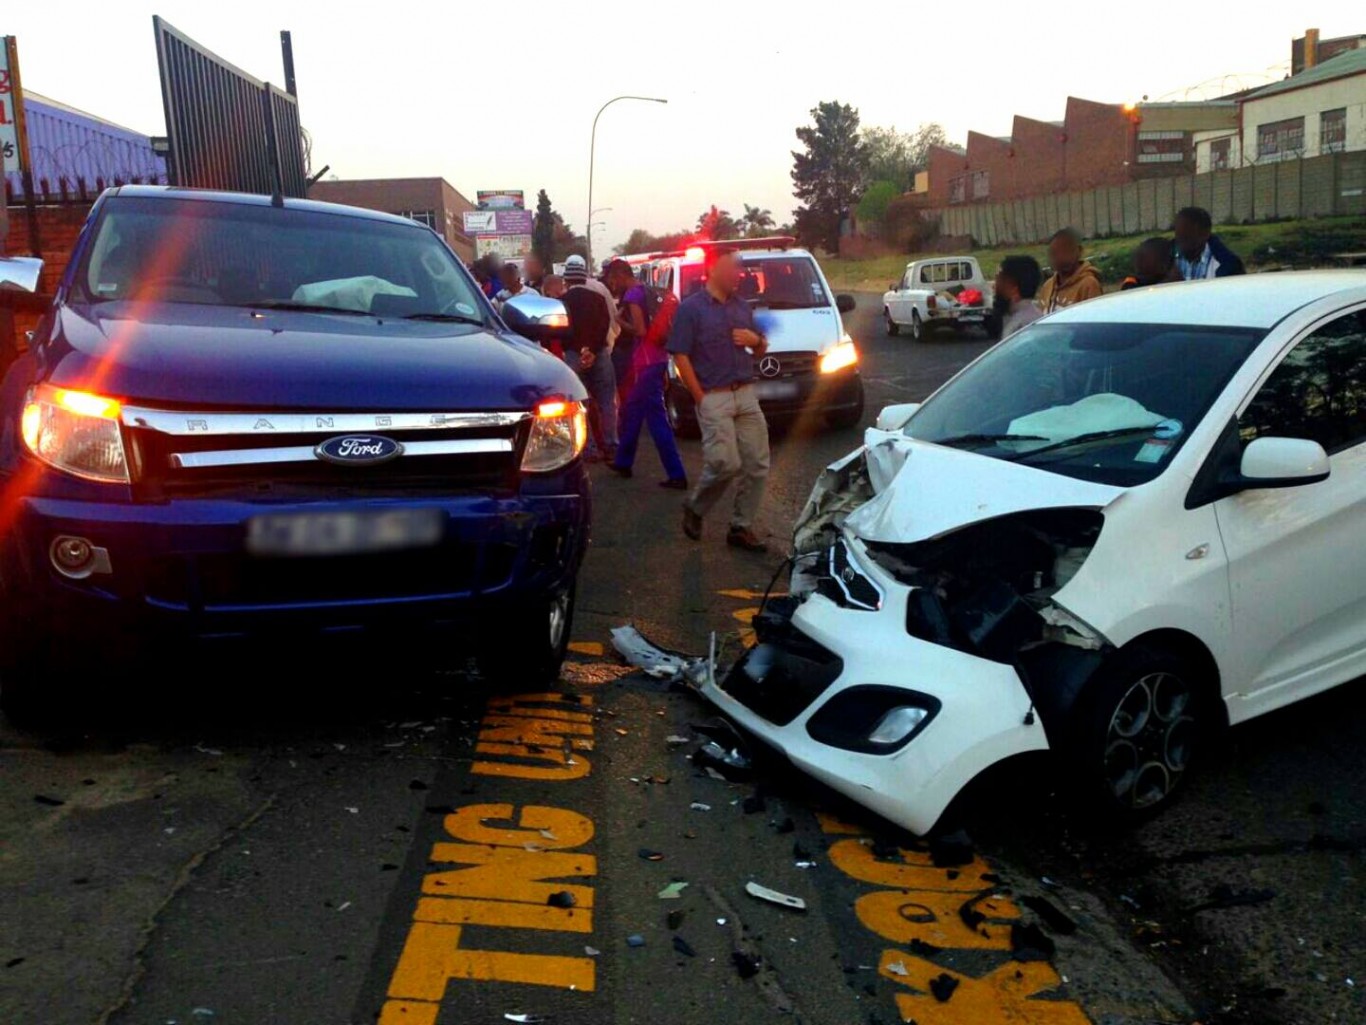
top-left (548, 589), bottom-right (570, 651)
top-left (1102, 671), bottom-right (1196, 809)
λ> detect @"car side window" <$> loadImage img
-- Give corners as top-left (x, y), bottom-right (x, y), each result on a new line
top-left (919, 265), bottom-right (933, 285)
top-left (1239, 309), bottom-right (1366, 455)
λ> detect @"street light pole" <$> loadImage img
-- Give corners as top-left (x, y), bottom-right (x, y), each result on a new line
top-left (587, 95), bottom-right (667, 268)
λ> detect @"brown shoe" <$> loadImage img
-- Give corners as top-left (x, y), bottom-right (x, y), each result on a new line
top-left (682, 506), bottom-right (703, 541)
top-left (726, 527), bottom-right (768, 553)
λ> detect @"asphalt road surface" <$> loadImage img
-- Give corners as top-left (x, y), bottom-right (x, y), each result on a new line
top-left (3, 294), bottom-right (1362, 1025)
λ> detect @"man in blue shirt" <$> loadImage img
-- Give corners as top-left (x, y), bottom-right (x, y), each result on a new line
top-left (667, 246), bottom-right (771, 552)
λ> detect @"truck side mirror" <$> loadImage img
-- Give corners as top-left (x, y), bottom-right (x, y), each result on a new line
top-left (0, 257), bottom-right (44, 294)
top-left (502, 294), bottom-right (571, 344)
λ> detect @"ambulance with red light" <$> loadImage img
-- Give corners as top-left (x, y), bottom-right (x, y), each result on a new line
top-left (629, 238), bottom-right (864, 434)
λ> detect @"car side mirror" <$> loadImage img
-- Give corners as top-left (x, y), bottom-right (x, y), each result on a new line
top-left (875, 402), bottom-right (921, 431)
top-left (1234, 436), bottom-right (1330, 490)
top-left (0, 256), bottom-right (44, 294)
top-left (502, 293), bottom-right (571, 344)
top-left (836, 294), bottom-right (856, 314)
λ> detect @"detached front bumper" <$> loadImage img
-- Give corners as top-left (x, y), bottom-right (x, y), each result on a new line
top-left (699, 551), bottom-right (1048, 835)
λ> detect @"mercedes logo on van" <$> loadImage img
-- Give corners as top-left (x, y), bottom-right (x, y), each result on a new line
top-left (315, 435), bottom-right (404, 466)
top-left (758, 355), bottom-right (782, 378)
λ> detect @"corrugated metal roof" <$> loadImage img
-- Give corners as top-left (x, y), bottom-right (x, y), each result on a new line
top-left (7, 91), bottom-right (166, 195)
top-left (1246, 47), bottom-right (1366, 100)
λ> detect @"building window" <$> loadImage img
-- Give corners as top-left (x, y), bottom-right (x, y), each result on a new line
top-left (1136, 130), bottom-right (1188, 164)
top-left (1209, 137), bottom-right (1232, 170)
top-left (948, 175), bottom-right (967, 205)
top-left (1321, 108), bottom-right (1347, 154)
top-left (971, 170), bottom-right (990, 199)
top-left (398, 209), bottom-right (436, 228)
top-left (1257, 117), bottom-right (1305, 161)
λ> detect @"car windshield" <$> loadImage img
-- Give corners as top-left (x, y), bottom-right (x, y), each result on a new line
top-left (904, 321), bottom-right (1265, 486)
top-left (73, 195), bottom-right (489, 322)
top-left (738, 256), bottom-right (829, 309)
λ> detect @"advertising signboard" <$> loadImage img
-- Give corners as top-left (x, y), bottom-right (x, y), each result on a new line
top-left (477, 189), bottom-right (525, 210)
top-left (475, 234), bottom-right (533, 260)
top-left (464, 209), bottom-right (533, 235)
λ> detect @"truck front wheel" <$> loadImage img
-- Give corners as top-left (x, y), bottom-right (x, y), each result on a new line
top-left (477, 582), bottom-right (576, 690)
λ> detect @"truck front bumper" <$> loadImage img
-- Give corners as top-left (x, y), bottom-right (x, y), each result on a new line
top-left (2, 479), bottom-right (589, 645)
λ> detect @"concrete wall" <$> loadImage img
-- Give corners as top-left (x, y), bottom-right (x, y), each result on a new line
top-left (925, 151), bottom-right (1366, 245)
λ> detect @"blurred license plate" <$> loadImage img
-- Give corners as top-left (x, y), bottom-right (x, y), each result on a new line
top-left (247, 508), bottom-right (444, 556)
top-left (755, 380), bottom-right (800, 400)
top-left (958, 311), bottom-right (984, 321)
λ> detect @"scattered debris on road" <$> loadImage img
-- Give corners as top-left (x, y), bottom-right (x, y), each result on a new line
top-left (672, 935), bottom-right (697, 957)
top-left (658, 882), bottom-right (689, 899)
top-left (611, 626), bottom-right (712, 686)
top-left (546, 891), bottom-right (576, 909)
top-left (626, 934), bottom-right (646, 948)
top-left (745, 881), bottom-right (807, 912)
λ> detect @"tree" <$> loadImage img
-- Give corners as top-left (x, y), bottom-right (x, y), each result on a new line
top-left (532, 189), bottom-right (556, 268)
top-left (549, 214), bottom-right (587, 263)
top-left (855, 180), bottom-right (901, 236)
top-left (740, 204), bottom-right (775, 238)
top-left (696, 205), bottom-right (740, 241)
top-left (791, 101), bottom-right (869, 253)
top-left (861, 123), bottom-right (948, 190)
top-left (614, 227), bottom-right (693, 256)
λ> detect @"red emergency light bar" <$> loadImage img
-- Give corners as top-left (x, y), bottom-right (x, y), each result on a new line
top-left (622, 235), bottom-right (798, 265)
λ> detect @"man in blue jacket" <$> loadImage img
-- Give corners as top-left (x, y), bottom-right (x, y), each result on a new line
top-left (1173, 207), bottom-right (1246, 280)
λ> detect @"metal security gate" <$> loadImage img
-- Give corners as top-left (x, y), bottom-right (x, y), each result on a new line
top-left (152, 16), bottom-right (306, 197)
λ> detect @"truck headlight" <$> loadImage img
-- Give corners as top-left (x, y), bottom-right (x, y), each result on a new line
top-left (20, 385), bottom-right (130, 483)
top-left (820, 337), bottom-right (858, 374)
top-left (521, 398), bottom-right (588, 473)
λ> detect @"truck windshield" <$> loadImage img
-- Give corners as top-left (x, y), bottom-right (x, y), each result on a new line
top-left (904, 321), bottom-right (1265, 487)
top-left (73, 195), bottom-right (488, 321)
top-left (738, 256), bottom-right (830, 309)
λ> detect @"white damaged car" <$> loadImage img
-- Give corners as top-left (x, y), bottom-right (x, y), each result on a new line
top-left (701, 272), bottom-right (1366, 834)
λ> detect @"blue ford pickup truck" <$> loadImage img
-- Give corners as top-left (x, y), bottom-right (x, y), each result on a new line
top-left (0, 187), bottom-right (590, 716)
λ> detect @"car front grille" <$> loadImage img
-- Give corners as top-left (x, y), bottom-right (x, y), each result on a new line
top-left (123, 410), bottom-right (531, 499)
top-left (758, 352), bottom-right (818, 379)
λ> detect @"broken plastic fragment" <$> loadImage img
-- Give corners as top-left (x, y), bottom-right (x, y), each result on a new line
top-left (689, 802), bottom-right (712, 812)
top-left (745, 881), bottom-right (807, 912)
top-left (667, 908), bottom-right (686, 930)
top-left (611, 625), bottom-right (703, 679)
top-left (666, 735), bottom-right (691, 747)
top-left (638, 848), bottom-right (665, 862)
top-left (658, 882), bottom-right (690, 899)
top-left (626, 934), bottom-right (646, 948)
top-left (547, 891), bottom-right (576, 909)
top-left (672, 935), bottom-right (696, 957)
top-left (885, 960), bottom-right (908, 977)
top-left (503, 1015), bottom-right (547, 1024)
top-left (692, 741), bottom-right (753, 783)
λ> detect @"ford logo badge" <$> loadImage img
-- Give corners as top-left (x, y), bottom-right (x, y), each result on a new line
top-left (315, 434), bottom-right (404, 466)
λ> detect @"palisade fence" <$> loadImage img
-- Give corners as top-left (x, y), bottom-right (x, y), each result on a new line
top-left (923, 152), bottom-right (1366, 247)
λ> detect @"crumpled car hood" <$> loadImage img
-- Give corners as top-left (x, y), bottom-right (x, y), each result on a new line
top-left (840, 429), bottom-right (1124, 545)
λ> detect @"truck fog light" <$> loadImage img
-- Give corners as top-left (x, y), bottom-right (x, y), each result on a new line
top-left (50, 535), bottom-right (112, 580)
top-left (868, 705), bottom-right (929, 745)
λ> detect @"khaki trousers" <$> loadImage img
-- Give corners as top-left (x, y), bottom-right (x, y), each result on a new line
top-left (687, 384), bottom-right (770, 531)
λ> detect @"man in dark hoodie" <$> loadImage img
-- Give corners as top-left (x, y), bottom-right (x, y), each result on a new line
top-left (1173, 206), bottom-right (1245, 280)
top-left (1036, 227), bottom-right (1103, 313)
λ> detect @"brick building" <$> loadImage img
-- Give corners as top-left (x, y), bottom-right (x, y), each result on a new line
top-left (307, 177), bottom-right (477, 262)
top-left (919, 96), bottom-right (1236, 209)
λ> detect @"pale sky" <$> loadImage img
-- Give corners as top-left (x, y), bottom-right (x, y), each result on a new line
top-left (6, 2), bottom-right (1361, 252)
